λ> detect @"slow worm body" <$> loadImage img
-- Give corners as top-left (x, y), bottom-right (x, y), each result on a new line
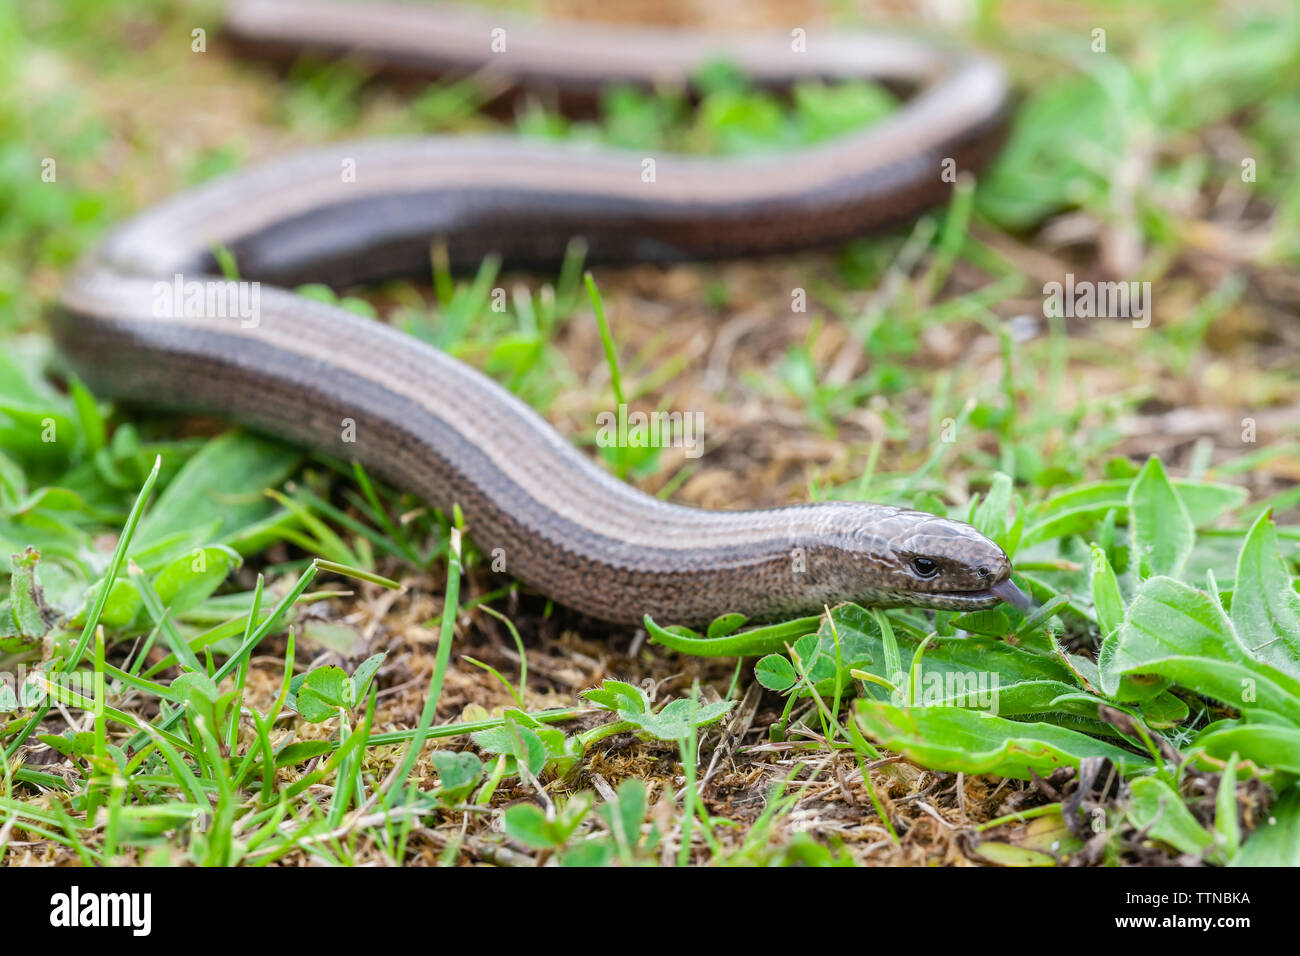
top-left (55, 0), bottom-right (1029, 626)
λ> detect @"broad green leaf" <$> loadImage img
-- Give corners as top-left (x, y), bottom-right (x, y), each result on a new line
top-left (972, 472), bottom-right (1017, 551)
top-left (127, 522), bottom-right (221, 573)
top-left (951, 609), bottom-right (1011, 637)
top-left (1232, 786), bottom-right (1300, 866)
top-left (972, 842), bottom-right (1057, 867)
top-left (1128, 458), bottom-right (1194, 580)
top-left (975, 75), bottom-right (1115, 228)
top-left (72, 543), bottom-right (240, 631)
top-left (1127, 777), bottom-right (1219, 862)
top-left (1138, 690), bottom-right (1190, 729)
top-left (621, 697), bottom-right (733, 741)
top-left (0, 449), bottom-right (27, 509)
top-left (754, 654), bottom-right (797, 692)
top-left (1091, 544), bottom-right (1169, 704)
top-left (560, 840), bottom-right (615, 867)
top-left (875, 609), bottom-right (901, 688)
top-left (947, 681), bottom-right (1108, 720)
top-left (351, 652), bottom-right (387, 700)
top-left (432, 750), bottom-right (483, 802)
top-left (73, 575), bottom-right (140, 629)
top-left (500, 707), bottom-right (545, 730)
top-left (7, 486), bottom-right (85, 515)
top-left (533, 725), bottom-right (581, 778)
top-left (472, 720), bottom-right (549, 777)
top-left (274, 740), bottom-right (333, 767)
top-left (67, 377), bottom-right (106, 457)
top-left (170, 672), bottom-right (219, 706)
top-left (707, 612), bottom-right (748, 639)
top-left (1102, 576), bottom-right (1300, 717)
top-left (7, 546), bottom-right (48, 645)
top-left (503, 803), bottom-right (553, 849)
top-left (1231, 510), bottom-right (1300, 678)
top-left (831, 606), bottom-right (1092, 720)
top-left (37, 733), bottom-right (95, 758)
top-left (1090, 544), bottom-right (1125, 637)
top-left (1215, 754), bottom-right (1241, 858)
top-left (296, 666), bottom-right (351, 722)
top-left (580, 679), bottom-right (649, 714)
top-left (149, 544), bottom-right (242, 617)
top-left (600, 779), bottom-right (649, 853)
top-left (644, 612), bottom-right (820, 657)
top-left (785, 606), bottom-right (893, 693)
top-left (855, 701), bottom-right (1151, 779)
top-left (504, 794), bottom-right (592, 849)
top-left (1023, 478), bottom-right (1246, 546)
top-left (1194, 722), bottom-right (1300, 775)
top-left (0, 347), bottom-right (77, 457)
top-left (1095, 633), bottom-right (1170, 703)
top-left (132, 431), bottom-right (300, 560)
top-left (788, 630), bottom-right (840, 688)
top-left (300, 621), bottom-right (364, 655)
top-left (1017, 807), bottom-right (1085, 858)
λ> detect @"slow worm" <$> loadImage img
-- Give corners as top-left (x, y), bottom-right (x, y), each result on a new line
top-left (55, 0), bottom-right (1029, 626)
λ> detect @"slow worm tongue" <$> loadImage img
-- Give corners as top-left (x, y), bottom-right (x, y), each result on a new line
top-left (990, 577), bottom-right (1031, 612)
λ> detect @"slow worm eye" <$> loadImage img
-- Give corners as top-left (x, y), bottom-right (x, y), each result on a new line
top-left (912, 557), bottom-right (938, 578)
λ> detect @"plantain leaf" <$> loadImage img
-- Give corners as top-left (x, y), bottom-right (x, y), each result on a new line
top-left (580, 679), bottom-right (649, 714)
top-left (1231, 786), bottom-right (1300, 867)
top-left (854, 700), bottom-right (1151, 779)
top-left (1102, 576), bottom-right (1300, 718)
top-left (1194, 722), bottom-right (1300, 775)
top-left (149, 544), bottom-right (242, 618)
top-left (622, 697), bottom-right (733, 741)
top-left (6, 546), bottom-right (49, 648)
top-left (645, 612), bottom-right (820, 657)
top-left (1230, 510), bottom-right (1300, 679)
top-left (1127, 777), bottom-right (1220, 862)
top-left (1128, 457), bottom-right (1194, 581)
top-left (132, 431), bottom-right (300, 563)
top-left (1022, 477), bottom-right (1247, 546)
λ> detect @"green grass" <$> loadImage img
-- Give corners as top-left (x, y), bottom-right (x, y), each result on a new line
top-left (1, 0), bottom-right (1299, 866)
